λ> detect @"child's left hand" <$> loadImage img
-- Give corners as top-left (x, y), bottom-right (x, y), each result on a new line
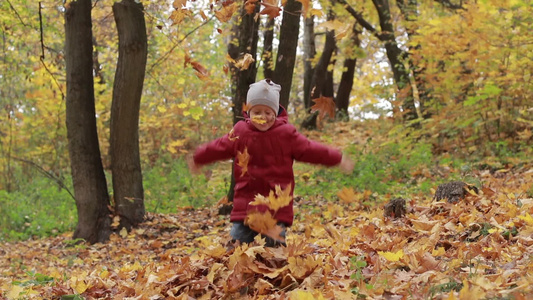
top-left (339, 155), bottom-right (355, 174)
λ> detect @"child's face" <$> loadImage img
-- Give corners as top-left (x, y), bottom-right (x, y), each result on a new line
top-left (249, 105), bottom-right (276, 131)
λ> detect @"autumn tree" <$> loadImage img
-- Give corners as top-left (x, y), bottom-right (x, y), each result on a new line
top-left (65, 0), bottom-right (112, 244)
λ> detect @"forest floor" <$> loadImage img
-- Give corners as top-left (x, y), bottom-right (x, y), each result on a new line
top-left (1, 164), bottom-right (532, 299)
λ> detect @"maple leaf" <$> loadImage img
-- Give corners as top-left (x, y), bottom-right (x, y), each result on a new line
top-left (310, 96), bottom-right (335, 119)
top-left (237, 147), bottom-right (250, 177)
top-left (249, 184), bottom-right (292, 211)
top-left (169, 8), bottom-right (192, 25)
top-left (251, 115), bottom-right (267, 124)
top-left (244, 0), bottom-right (258, 14)
top-left (234, 53), bottom-right (255, 70)
top-left (227, 128), bottom-right (239, 141)
top-left (215, 2), bottom-right (238, 22)
top-left (184, 54), bottom-right (209, 79)
top-left (296, 0), bottom-right (310, 18)
top-left (260, 0), bottom-right (282, 19)
top-left (337, 187), bottom-right (357, 204)
top-left (244, 211), bottom-right (285, 242)
top-left (378, 249), bottom-right (404, 262)
top-left (172, 0), bottom-right (187, 9)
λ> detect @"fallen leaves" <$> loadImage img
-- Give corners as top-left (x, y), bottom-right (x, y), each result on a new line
top-left (1, 168), bottom-right (532, 299)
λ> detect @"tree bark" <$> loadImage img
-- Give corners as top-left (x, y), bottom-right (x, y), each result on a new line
top-left (302, 16), bottom-right (316, 110)
top-left (226, 3), bottom-right (260, 205)
top-left (302, 11), bottom-right (336, 129)
top-left (372, 0), bottom-right (419, 122)
top-left (336, 25), bottom-right (361, 117)
top-left (65, 0), bottom-right (111, 244)
top-left (273, 0), bottom-right (302, 109)
top-left (262, 18), bottom-right (275, 80)
top-left (110, 0), bottom-right (147, 229)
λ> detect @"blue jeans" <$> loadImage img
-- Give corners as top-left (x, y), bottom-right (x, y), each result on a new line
top-left (230, 221), bottom-right (287, 247)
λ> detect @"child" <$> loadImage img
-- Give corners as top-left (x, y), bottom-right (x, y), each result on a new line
top-left (189, 79), bottom-right (354, 246)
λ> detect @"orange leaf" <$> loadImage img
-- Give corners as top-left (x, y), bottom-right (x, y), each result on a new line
top-left (310, 96), bottom-right (335, 119)
top-left (244, 0), bottom-right (258, 14)
top-left (237, 147), bottom-right (250, 177)
top-left (235, 53), bottom-right (255, 70)
top-left (245, 211), bottom-right (285, 242)
top-left (169, 8), bottom-right (192, 25)
top-left (260, 0), bottom-right (282, 19)
top-left (215, 2), bottom-right (238, 22)
top-left (172, 0), bottom-right (187, 9)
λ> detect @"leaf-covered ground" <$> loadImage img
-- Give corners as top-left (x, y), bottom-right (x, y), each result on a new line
top-left (1, 167), bottom-right (532, 299)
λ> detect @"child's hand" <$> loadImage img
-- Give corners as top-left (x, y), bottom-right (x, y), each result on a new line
top-left (339, 155), bottom-right (355, 174)
top-left (187, 155), bottom-right (202, 175)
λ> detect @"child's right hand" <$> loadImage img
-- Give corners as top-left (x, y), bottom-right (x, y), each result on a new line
top-left (339, 155), bottom-right (355, 174)
top-left (187, 155), bottom-right (202, 175)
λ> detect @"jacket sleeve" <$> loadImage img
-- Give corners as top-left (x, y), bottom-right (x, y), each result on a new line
top-left (289, 126), bottom-right (342, 166)
top-left (193, 128), bottom-right (238, 166)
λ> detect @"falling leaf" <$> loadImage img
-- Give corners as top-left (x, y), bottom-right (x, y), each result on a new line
top-left (245, 211), bottom-right (285, 242)
top-left (119, 227), bottom-right (128, 238)
top-left (227, 128), bottom-right (239, 141)
top-left (215, 2), bottom-right (238, 22)
top-left (297, 0), bottom-right (311, 17)
top-left (237, 147), bottom-right (250, 177)
top-left (244, 0), bottom-right (258, 14)
top-left (311, 96), bottom-right (335, 119)
top-left (169, 8), bottom-right (192, 25)
top-left (260, 0), bottom-right (282, 19)
top-left (235, 53), bottom-right (255, 70)
top-left (172, 0), bottom-right (187, 9)
top-left (249, 184), bottom-right (292, 211)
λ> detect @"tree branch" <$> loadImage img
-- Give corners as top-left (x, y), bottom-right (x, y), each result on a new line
top-left (334, 0), bottom-right (385, 41)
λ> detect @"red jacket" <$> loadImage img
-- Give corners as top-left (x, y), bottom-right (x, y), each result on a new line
top-left (193, 107), bottom-right (342, 226)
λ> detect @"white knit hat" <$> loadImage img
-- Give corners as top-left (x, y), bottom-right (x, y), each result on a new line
top-left (246, 79), bottom-right (281, 114)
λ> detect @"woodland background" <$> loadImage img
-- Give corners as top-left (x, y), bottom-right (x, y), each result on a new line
top-left (0, 0), bottom-right (532, 299)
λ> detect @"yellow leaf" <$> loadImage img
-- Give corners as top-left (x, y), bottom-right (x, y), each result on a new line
top-left (378, 249), bottom-right (404, 262)
top-left (249, 184), bottom-right (292, 211)
top-left (518, 213), bottom-right (533, 225)
top-left (235, 53), bottom-right (255, 70)
top-left (432, 247), bottom-right (446, 257)
top-left (251, 115), bottom-right (267, 124)
top-left (119, 227), bottom-right (128, 238)
top-left (245, 211), bottom-right (285, 242)
top-left (6, 285), bottom-right (24, 299)
top-left (337, 187), bottom-right (357, 204)
top-left (237, 147), bottom-right (250, 177)
top-left (215, 2), bottom-right (238, 22)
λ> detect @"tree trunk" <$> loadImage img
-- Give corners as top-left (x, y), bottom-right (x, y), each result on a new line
top-left (372, 0), bottom-right (418, 122)
top-left (262, 18), bottom-right (275, 80)
top-left (225, 3), bottom-right (260, 205)
top-left (302, 16), bottom-right (316, 110)
top-left (110, 0), bottom-right (147, 229)
top-left (397, 0), bottom-right (432, 119)
top-left (336, 26), bottom-right (361, 117)
top-left (273, 0), bottom-right (302, 109)
top-left (65, 0), bottom-right (111, 244)
top-left (302, 11), bottom-right (336, 129)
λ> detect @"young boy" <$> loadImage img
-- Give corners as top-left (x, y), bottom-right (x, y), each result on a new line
top-left (189, 79), bottom-right (354, 246)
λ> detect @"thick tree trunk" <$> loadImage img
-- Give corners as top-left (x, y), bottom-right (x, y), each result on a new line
top-left (302, 16), bottom-right (316, 110)
top-left (110, 0), bottom-right (147, 229)
top-left (372, 0), bottom-right (418, 122)
top-left (336, 25), bottom-right (361, 117)
top-left (262, 18), bottom-right (275, 80)
top-left (225, 3), bottom-right (260, 205)
top-left (65, 0), bottom-right (111, 244)
top-left (273, 0), bottom-right (302, 109)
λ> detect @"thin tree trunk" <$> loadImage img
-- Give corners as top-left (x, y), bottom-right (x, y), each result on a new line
top-left (303, 16), bottom-right (316, 110)
top-left (110, 0), bottom-right (147, 229)
top-left (273, 0), bottom-right (302, 109)
top-left (262, 18), bottom-right (275, 80)
top-left (65, 0), bottom-right (111, 244)
top-left (372, 0), bottom-right (418, 122)
top-left (302, 11), bottom-right (336, 129)
top-left (336, 25), bottom-right (361, 117)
